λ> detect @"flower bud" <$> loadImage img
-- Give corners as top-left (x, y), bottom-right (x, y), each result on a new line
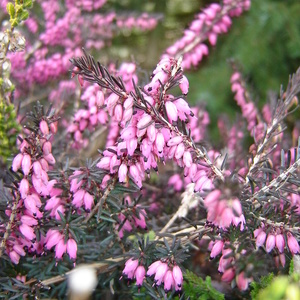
top-left (39, 120), bottom-right (49, 135)
top-left (165, 101), bottom-right (178, 122)
top-left (22, 154), bottom-right (32, 175)
top-left (43, 141), bottom-right (52, 156)
top-left (67, 239), bottom-right (77, 260)
top-left (179, 75), bottom-right (189, 95)
top-left (12, 153), bottom-right (23, 172)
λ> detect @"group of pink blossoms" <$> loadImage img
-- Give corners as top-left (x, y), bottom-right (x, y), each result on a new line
top-left (122, 258), bottom-right (183, 292)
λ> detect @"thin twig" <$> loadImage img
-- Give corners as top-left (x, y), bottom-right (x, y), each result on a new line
top-left (0, 195), bottom-right (19, 257)
top-left (83, 176), bottom-right (117, 224)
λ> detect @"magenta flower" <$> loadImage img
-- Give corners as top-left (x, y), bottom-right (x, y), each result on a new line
top-left (12, 153), bottom-right (23, 172)
top-left (32, 161), bottom-right (43, 179)
top-left (275, 234), bottom-right (285, 253)
top-left (19, 223), bottom-right (36, 241)
top-left (135, 265), bottom-right (146, 286)
top-left (45, 230), bottom-right (63, 250)
top-left (39, 120), bottom-right (49, 135)
top-left (83, 192), bottom-right (94, 211)
top-left (67, 239), bottom-right (77, 260)
top-left (236, 272), bottom-right (250, 291)
top-left (55, 239), bottom-right (67, 259)
top-left (9, 251), bottom-right (20, 264)
top-left (154, 262), bottom-right (168, 285)
top-left (72, 189), bottom-right (86, 208)
top-left (210, 240), bottom-right (224, 258)
top-left (163, 270), bottom-right (175, 291)
top-left (287, 233), bottom-right (300, 254)
top-left (22, 154), bottom-right (32, 176)
top-left (122, 258), bottom-right (139, 279)
top-left (179, 75), bottom-right (189, 95)
top-left (165, 101), bottom-right (178, 123)
top-left (146, 260), bottom-right (162, 277)
top-left (265, 234), bottom-right (276, 253)
top-left (172, 265), bottom-right (183, 290)
top-left (221, 268), bottom-right (235, 283)
top-left (256, 231), bottom-right (266, 248)
top-left (19, 178), bottom-right (30, 199)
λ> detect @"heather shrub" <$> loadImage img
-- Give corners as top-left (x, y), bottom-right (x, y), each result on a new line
top-left (1, 1), bottom-right (300, 299)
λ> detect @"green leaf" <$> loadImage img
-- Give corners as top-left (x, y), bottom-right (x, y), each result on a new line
top-left (250, 273), bottom-right (274, 299)
top-left (6, 3), bottom-right (15, 19)
top-left (19, 10), bottom-right (29, 21)
top-left (23, 0), bottom-right (33, 9)
top-left (183, 271), bottom-right (224, 300)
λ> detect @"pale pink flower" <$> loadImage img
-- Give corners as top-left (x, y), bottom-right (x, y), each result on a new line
top-left (266, 234), bottom-right (275, 253)
top-left (12, 153), bottom-right (23, 172)
top-left (279, 253), bottom-right (286, 267)
top-left (9, 250), bottom-right (20, 264)
top-left (236, 272), bottom-right (250, 291)
top-left (155, 132), bottom-right (165, 154)
top-left (147, 260), bottom-right (162, 277)
top-left (42, 141), bottom-right (52, 156)
top-left (183, 151), bottom-right (192, 168)
top-left (44, 153), bottom-right (56, 165)
top-left (83, 192), bottom-right (94, 211)
top-left (154, 262), bottom-right (168, 285)
top-left (221, 268), bottom-right (235, 283)
top-left (19, 223), bottom-right (35, 241)
top-left (45, 230), bottom-right (63, 250)
top-left (135, 265), bottom-right (145, 286)
top-left (210, 240), bottom-right (224, 258)
top-left (165, 101), bottom-right (178, 122)
top-left (287, 233), bottom-right (300, 254)
top-left (163, 270), bottom-right (175, 291)
top-left (256, 231), bottom-right (266, 248)
top-left (22, 154), bottom-right (32, 175)
top-left (39, 120), bottom-right (49, 135)
top-left (122, 258), bottom-right (139, 279)
top-left (32, 161), bottom-right (43, 179)
top-left (179, 75), bottom-right (189, 95)
top-left (13, 244), bottom-right (26, 257)
top-left (55, 239), bottom-right (67, 259)
top-left (137, 113), bottom-right (152, 130)
top-left (19, 178), bottom-right (29, 199)
top-left (67, 239), bottom-right (77, 260)
top-left (172, 265), bottom-right (183, 290)
top-left (275, 234), bottom-right (285, 253)
top-left (72, 189), bottom-right (85, 208)
top-left (167, 136), bottom-right (182, 147)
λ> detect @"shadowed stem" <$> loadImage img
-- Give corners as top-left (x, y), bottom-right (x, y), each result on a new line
top-left (0, 195), bottom-right (19, 257)
top-left (83, 176), bottom-right (117, 224)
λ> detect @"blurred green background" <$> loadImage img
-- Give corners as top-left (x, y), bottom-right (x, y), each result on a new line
top-left (106, 0), bottom-right (300, 128)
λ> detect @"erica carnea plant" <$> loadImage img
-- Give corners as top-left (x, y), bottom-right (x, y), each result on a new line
top-left (1, 0), bottom-right (300, 299)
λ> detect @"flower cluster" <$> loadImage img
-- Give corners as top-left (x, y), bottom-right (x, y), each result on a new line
top-left (162, 0), bottom-right (251, 69)
top-left (204, 189), bottom-right (245, 229)
top-left (116, 196), bottom-right (147, 238)
top-left (4, 105), bottom-right (80, 263)
top-left (254, 226), bottom-right (300, 256)
top-left (230, 69), bottom-right (258, 132)
top-left (3, 0), bottom-right (300, 299)
top-left (122, 258), bottom-right (183, 292)
top-left (122, 258), bottom-right (146, 287)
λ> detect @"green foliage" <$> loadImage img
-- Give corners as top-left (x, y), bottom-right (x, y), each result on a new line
top-left (250, 273), bottom-right (274, 299)
top-left (183, 270), bottom-right (224, 300)
top-left (6, 0), bottom-right (32, 28)
top-left (0, 102), bottom-right (21, 162)
top-left (252, 271), bottom-right (300, 300)
top-left (186, 0), bottom-right (300, 125)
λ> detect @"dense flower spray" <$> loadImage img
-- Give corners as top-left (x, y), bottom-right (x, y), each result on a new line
top-left (3, 0), bottom-right (300, 299)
